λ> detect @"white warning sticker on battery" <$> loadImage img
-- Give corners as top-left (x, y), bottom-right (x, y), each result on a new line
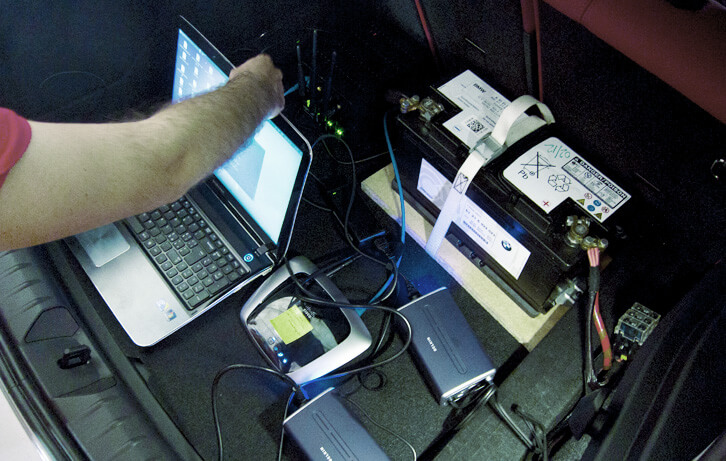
top-left (502, 137), bottom-right (630, 222)
top-left (418, 158), bottom-right (531, 279)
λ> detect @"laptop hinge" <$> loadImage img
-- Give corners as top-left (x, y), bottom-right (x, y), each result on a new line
top-left (255, 243), bottom-right (277, 257)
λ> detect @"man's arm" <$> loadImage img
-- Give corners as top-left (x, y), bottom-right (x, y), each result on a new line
top-left (0, 54), bottom-right (283, 250)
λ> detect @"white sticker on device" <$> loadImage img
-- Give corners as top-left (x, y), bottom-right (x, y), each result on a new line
top-left (418, 159), bottom-right (531, 279)
top-left (502, 137), bottom-right (630, 222)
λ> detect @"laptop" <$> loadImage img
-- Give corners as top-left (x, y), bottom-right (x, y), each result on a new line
top-left (67, 16), bottom-right (312, 347)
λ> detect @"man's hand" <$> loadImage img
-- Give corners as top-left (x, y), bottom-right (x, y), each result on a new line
top-left (0, 53), bottom-right (287, 250)
top-left (229, 54), bottom-right (284, 120)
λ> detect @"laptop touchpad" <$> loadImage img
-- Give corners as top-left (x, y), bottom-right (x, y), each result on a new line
top-left (76, 224), bottom-right (130, 267)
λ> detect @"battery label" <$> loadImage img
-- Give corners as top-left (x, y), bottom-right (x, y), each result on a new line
top-left (502, 137), bottom-right (630, 222)
top-left (438, 70), bottom-right (514, 148)
top-left (438, 70), bottom-right (511, 115)
top-left (418, 159), bottom-right (531, 279)
top-left (443, 109), bottom-right (493, 149)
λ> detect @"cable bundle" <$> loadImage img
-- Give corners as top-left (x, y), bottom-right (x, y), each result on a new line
top-left (585, 247), bottom-right (612, 391)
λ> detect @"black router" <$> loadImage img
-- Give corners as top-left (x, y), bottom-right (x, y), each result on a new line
top-left (296, 29), bottom-right (340, 132)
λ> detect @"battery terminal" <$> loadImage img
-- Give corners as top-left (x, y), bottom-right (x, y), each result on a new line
top-left (582, 236), bottom-right (608, 251)
top-left (565, 216), bottom-right (608, 250)
top-left (400, 95), bottom-right (444, 123)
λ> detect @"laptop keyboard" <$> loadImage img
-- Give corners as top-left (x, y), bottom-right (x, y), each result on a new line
top-left (126, 198), bottom-right (250, 310)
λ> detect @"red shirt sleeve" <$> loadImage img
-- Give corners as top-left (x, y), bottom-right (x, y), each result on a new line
top-left (0, 108), bottom-right (32, 189)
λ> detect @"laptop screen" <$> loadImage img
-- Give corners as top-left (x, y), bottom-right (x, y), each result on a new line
top-left (171, 28), bottom-right (303, 244)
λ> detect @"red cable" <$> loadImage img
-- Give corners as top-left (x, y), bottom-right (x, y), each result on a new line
top-left (587, 248), bottom-right (612, 371)
top-left (593, 293), bottom-right (612, 370)
top-left (413, 0), bottom-right (439, 63)
top-left (532, 0), bottom-right (544, 101)
top-left (587, 247), bottom-right (600, 267)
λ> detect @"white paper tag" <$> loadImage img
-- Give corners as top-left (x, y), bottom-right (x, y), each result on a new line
top-left (418, 159), bottom-right (530, 279)
top-left (438, 71), bottom-right (540, 151)
top-left (438, 71), bottom-right (512, 145)
top-left (438, 70), bottom-right (511, 116)
top-left (502, 137), bottom-right (630, 222)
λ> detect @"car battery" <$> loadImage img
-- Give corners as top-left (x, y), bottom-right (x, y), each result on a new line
top-left (394, 71), bottom-right (633, 316)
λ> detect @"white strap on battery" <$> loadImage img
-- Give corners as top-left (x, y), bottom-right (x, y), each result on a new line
top-left (424, 95), bottom-right (554, 256)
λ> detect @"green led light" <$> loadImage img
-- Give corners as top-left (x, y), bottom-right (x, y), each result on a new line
top-left (306, 100), bottom-right (311, 108)
top-left (336, 128), bottom-right (344, 136)
top-left (327, 120), bottom-right (334, 127)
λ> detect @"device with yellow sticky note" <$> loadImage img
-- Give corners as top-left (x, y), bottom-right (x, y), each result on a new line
top-left (240, 256), bottom-right (372, 384)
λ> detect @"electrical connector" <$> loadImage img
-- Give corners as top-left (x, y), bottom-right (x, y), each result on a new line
top-left (614, 302), bottom-right (660, 346)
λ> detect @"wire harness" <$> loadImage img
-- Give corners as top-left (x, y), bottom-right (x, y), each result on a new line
top-left (584, 247), bottom-right (612, 391)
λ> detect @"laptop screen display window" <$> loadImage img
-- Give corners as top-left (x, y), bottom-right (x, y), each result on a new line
top-left (172, 28), bottom-right (303, 245)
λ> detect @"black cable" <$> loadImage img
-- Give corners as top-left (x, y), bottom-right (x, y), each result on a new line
top-left (456, 384), bottom-right (497, 432)
top-left (513, 407), bottom-right (539, 455)
top-left (285, 253), bottom-right (396, 307)
top-left (297, 296), bottom-right (411, 383)
top-left (307, 170), bottom-right (327, 187)
top-left (359, 272), bottom-right (417, 367)
top-left (311, 134), bottom-right (399, 304)
top-left (448, 379), bottom-right (491, 409)
top-left (321, 253), bottom-right (363, 281)
top-left (584, 290), bottom-right (597, 393)
top-left (364, 236), bottom-right (400, 358)
top-left (284, 255), bottom-right (400, 329)
top-left (296, 252), bottom-right (361, 289)
top-left (314, 135), bottom-right (385, 268)
top-left (355, 311), bottom-right (394, 390)
top-left (584, 265), bottom-right (601, 393)
top-left (278, 390), bottom-right (298, 461)
top-left (420, 386), bottom-right (548, 460)
top-left (279, 261), bottom-right (412, 392)
top-left (417, 384), bottom-right (497, 461)
top-left (341, 395), bottom-right (417, 461)
top-left (312, 110), bottom-right (408, 307)
top-left (488, 395), bottom-right (536, 451)
top-left (320, 137), bottom-right (392, 165)
top-left (356, 368), bottom-right (388, 391)
top-left (403, 274), bottom-right (421, 300)
top-left (302, 196), bottom-right (332, 212)
top-left (303, 171), bottom-right (335, 211)
top-left (370, 311), bottom-right (393, 358)
top-left (211, 363), bottom-right (301, 461)
top-left (545, 413), bottom-right (573, 459)
top-left (512, 405), bottom-right (548, 461)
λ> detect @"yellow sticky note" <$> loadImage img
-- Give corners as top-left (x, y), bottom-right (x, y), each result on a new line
top-left (270, 304), bottom-right (313, 344)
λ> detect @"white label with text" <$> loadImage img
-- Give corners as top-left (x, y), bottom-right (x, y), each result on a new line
top-left (418, 159), bottom-right (530, 279)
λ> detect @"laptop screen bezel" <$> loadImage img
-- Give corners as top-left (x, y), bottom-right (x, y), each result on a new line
top-left (175, 15), bottom-right (312, 262)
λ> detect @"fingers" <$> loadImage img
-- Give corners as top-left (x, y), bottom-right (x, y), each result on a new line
top-left (230, 54), bottom-right (285, 119)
